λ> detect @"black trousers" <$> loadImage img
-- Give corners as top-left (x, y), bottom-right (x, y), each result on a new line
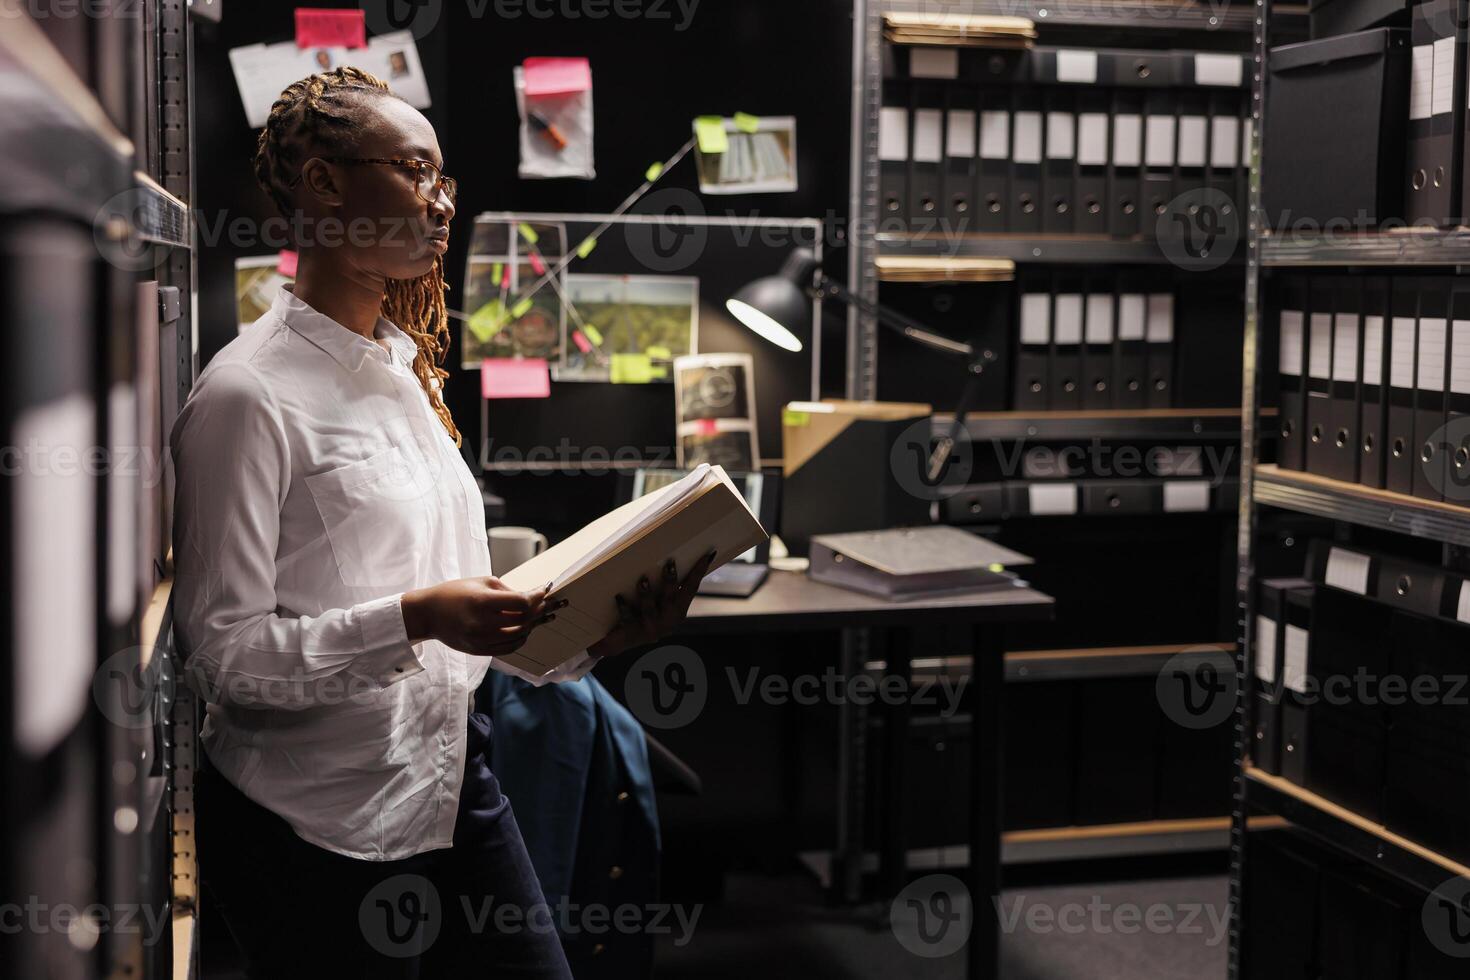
top-left (197, 712), bottom-right (573, 980)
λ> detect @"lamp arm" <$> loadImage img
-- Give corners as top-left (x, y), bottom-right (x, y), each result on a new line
top-left (814, 275), bottom-right (974, 360)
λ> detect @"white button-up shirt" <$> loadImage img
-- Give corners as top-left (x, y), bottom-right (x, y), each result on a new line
top-left (171, 286), bottom-right (592, 861)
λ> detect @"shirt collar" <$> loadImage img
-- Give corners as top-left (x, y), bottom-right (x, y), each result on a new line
top-left (273, 286), bottom-right (418, 372)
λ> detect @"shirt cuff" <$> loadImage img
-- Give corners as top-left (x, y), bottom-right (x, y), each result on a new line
top-left (490, 649), bottom-right (597, 687)
top-left (351, 592), bottom-right (425, 689)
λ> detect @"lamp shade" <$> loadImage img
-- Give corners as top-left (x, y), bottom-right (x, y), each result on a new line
top-left (725, 247), bottom-right (820, 353)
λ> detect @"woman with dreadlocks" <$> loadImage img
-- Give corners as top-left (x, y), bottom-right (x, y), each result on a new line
top-left (171, 68), bottom-right (712, 978)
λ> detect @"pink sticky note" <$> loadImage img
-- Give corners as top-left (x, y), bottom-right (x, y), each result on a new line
top-left (695, 418), bottom-right (719, 435)
top-left (528, 251), bottom-right (546, 276)
top-left (571, 330), bottom-right (592, 354)
top-left (522, 57), bottom-right (592, 97)
top-left (481, 358), bottom-right (550, 399)
top-left (276, 249), bottom-right (298, 277)
top-left (294, 9), bottom-right (366, 49)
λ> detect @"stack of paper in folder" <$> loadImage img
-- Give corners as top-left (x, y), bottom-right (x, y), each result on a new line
top-left (808, 526), bottom-right (1033, 601)
top-left (882, 13), bottom-right (1037, 48)
top-left (875, 256), bottom-right (1016, 283)
top-left (498, 465), bottom-right (767, 676)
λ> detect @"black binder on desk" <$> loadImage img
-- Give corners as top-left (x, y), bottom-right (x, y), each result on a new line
top-left (1145, 290), bottom-right (1175, 408)
top-left (1304, 278), bottom-right (1336, 477)
top-left (1358, 277), bottom-right (1390, 488)
top-left (1009, 90), bottom-right (1043, 233)
top-left (908, 82), bottom-right (946, 236)
top-left (1206, 89), bottom-right (1241, 210)
top-left (1082, 286), bottom-right (1115, 409)
top-left (977, 94), bottom-right (1010, 232)
top-left (1074, 91), bottom-right (1109, 235)
top-left (1413, 276), bottom-right (1451, 501)
top-left (1051, 281), bottom-right (1085, 410)
top-left (879, 92), bottom-right (909, 231)
top-left (1278, 278), bottom-right (1308, 472)
top-left (1141, 86), bottom-right (1176, 240)
top-left (944, 96), bottom-right (977, 234)
top-left (1041, 89), bottom-right (1076, 234)
top-left (1280, 585), bottom-right (1315, 787)
top-left (1108, 88), bottom-right (1144, 238)
top-left (1015, 285), bottom-right (1051, 410)
top-left (1388, 279), bottom-right (1420, 494)
top-left (1327, 279), bottom-right (1362, 483)
top-left (1447, 286), bottom-right (1470, 500)
top-left (1115, 287), bottom-right (1149, 409)
top-left (1407, 0), bottom-right (1465, 226)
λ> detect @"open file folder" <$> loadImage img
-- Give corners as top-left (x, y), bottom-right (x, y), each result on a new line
top-left (498, 464), bottom-right (767, 676)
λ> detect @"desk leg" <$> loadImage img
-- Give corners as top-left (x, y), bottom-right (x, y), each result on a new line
top-left (968, 626), bottom-right (1005, 980)
top-left (880, 630), bottom-right (911, 903)
top-left (834, 627), bottom-right (869, 904)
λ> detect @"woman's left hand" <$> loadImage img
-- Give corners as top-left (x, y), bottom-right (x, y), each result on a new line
top-left (588, 550), bottom-right (718, 660)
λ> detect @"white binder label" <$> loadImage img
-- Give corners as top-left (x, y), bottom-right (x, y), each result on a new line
top-left (1283, 625), bottom-right (1309, 695)
top-left (1029, 483), bottom-right (1078, 515)
top-left (1195, 53), bottom-right (1243, 87)
top-left (1078, 113), bottom-right (1109, 165)
top-left (1411, 44), bottom-right (1434, 121)
top-left (1113, 114), bottom-right (1142, 167)
top-left (1046, 111), bottom-right (1075, 158)
top-left (1056, 49), bottom-right (1098, 84)
top-left (1433, 36), bottom-right (1456, 116)
top-left (913, 109), bottom-right (944, 164)
top-left (1144, 115), bottom-right (1176, 167)
top-left (1254, 614), bottom-right (1278, 683)
top-left (1333, 314), bottom-right (1360, 382)
top-left (1020, 293), bottom-right (1051, 345)
top-left (1453, 320), bottom-right (1470, 394)
top-left (1458, 580), bottom-right (1470, 624)
top-left (1210, 116), bottom-right (1240, 169)
top-left (1085, 294), bottom-right (1114, 343)
top-left (1308, 313), bottom-right (1332, 379)
top-left (1362, 316), bottom-right (1384, 386)
top-left (1326, 547), bottom-right (1371, 595)
top-left (979, 111), bottom-right (1010, 160)
top-left (1241, 117), bottom-right (1253, 167)
top-left (1013, 111), bottom-right (1042, 164)
top-left (879, 107), bottom-right (909, 161)
top-left (1146, 294), bottom-right (1174, 343)
top-left (947, 110), bottom-right (976, 158)
top-left (1391, 317), bottom-right (1417, 389)
top-left (1054, 294), bottom-right (1084, 344)
top-left (1118, 294), bottom-right (1146, 340)
top-left (1419, 317), bottom-right (1448, 391)
top-left (1279, 311), bottom-right (1304, 376)
top-left (1178, 115), bottom-right (1208, 168)
top-left (1163, 481), bottom-right (1211, 512)
top-left (911, 47), bottom-right (959, 79)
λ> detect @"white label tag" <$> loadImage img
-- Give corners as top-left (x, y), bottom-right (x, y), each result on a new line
top-left (1333, 314), bottom-right (1360, 382)
top-left (1391, 317), bottom-right (1417, 389)
top-left (1325, 547), bottom-right (1371, 595)
top-left (1419, 317), bottom-right (1448, 391)
top-left (1020, 293), bottom-right (1050, 345)
top-left (1046, 111), bottom-right (1075, 158)
top-left (1308, 313), bottom-right (1332, 380)
top-left (1453, 320), bottom-right (1470, 394)
top-left (913, 109), bottom-right (944, 164)
top-left (947, 110), bottom-right (976, 158)
top-left (1085, 294), bottom-right (1114, 343)
top-left (1279, 311), bottom-right (1304, 376)
top-left (1056, 49), bottom-right (1098, 84)
top-left (1362, 316), bottom-right (1384, 386)
top-left (1433, 36), bottom-right (1456, 116)
top-left (1077, 113), bottom-right (1108, 165)
top-left (1241, 117), bottom-right (1253, 168)
top-left (1255, 614), bottom-right (1278, 683)
top-left (1013, 111), bottom-right (1042, 164)
top-left (1178, 115), bottom-right (1208, 168)
top-left (879, 107), bottom-right (909, 161)
top-left (979, 110), bottom-right (1009, 160)
top-left (1195, 52), bottom-right (1243, 87)
top-left (1210, 116), bottom-right (1240, 169)
top-left (1458, 580), bottom-right (1470, 624)
top-left (1029, 483), bottom-right (1078, 515)
top-left (1283, 624), bottom-right (1309, 695)
top-left (1113, 114), bottom-right (1143, 167)
top-left (1054, 294), bottom-right (1084, 344)
top-left (1146, 294), bottom-right (1174, 343)
top-left (1118, 294), bottom-right (1146, 340)
top-left (1412, 44), bottom-right (1434, 121)
top-left (1145, 115), bottom-right (1176, 167)
top-left (911, 47), bottom-right (959, 79)
top-left (1163, 481), bottom-right (1211, 512)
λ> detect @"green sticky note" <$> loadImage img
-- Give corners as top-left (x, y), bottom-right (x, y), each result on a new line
top-left (733, 112), bottom-right (760, 133)
top-left (582, 323), bottom-right (604, 346)
top-left (510, 297), bottom-right (533, 319)
top-left (576, 236), bottom-right (598, 259)
top-left (610, 353), bottom-right (655, 384)
top-left (644, 162), bottom-right (664, 182)
top-left (694, 116), bottom-right (729, 154)
top-left (650, 364), bottom-right (669, 379)
top-left (517, 222), bottom-right (539, 245)
top-left (646, 345), bottom-right (672, 360)
top-left (468, 300), bottom-right (507, 343)
top-left (782, 408), bottom-right (811, 428)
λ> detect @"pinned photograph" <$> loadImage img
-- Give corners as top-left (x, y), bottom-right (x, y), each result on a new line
top-left (675, 353), bottom-right (759, 468)
top-left (692, 115), bottom-right (798, 195)
top-left (554, 274), bottom-right (698, 383)
top-left (461, 219), bottom-right (568, 368)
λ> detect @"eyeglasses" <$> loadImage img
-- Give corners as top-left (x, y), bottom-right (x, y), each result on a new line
top-left (292, 157), bottom-right (457, 205)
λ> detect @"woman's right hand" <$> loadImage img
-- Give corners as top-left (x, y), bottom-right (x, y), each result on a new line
top-left (400, 577), bottom-right (563, 657)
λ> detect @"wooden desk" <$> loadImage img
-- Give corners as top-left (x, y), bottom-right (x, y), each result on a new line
top-left (681, 570), bottom-right (1054, 980)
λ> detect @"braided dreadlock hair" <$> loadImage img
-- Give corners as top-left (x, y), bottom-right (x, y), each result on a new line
top-left (253, 66), bottom-right (461, 447)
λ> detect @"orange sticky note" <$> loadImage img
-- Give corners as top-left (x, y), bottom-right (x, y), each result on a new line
top-left (294, 9), bottom-right (366, 49)
top-left (522, 57), bottom-right (592, 96)
top-left (481, 358), bottom-right (550, 399)
top-left (276, 249), bottom-right (298, 277)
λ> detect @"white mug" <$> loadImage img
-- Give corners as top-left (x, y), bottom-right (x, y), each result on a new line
top-left (489, 525), bottom-right (549, 573)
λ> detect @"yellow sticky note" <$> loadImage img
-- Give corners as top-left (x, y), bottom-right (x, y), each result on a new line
top-left (582, 323), bottom-right (604, 346)
top-left (694, 116), bottom-right (729, 154)
top-left (610, 353), bottom-right (655, 384)
top-left (468, 300), bottom-right (507, 343)
top-left (734, 112), bottom-right (760, 133)
top-left (645, 162), bottom-right (664, 182)
top-left (988, 563), bottom-right (1006, 573)
top-left (517, 222), bottom-right (539, 245)
top-left (510, 297), bottom-right (533, 319)
top-left (490, 262), bottom-right (503, 286)
top-left (646, 345), bottom-right (672, 360)
top-left (576, 236), bottom-right (598, 259)
top-left (782, 408), bottom-right (811, 427)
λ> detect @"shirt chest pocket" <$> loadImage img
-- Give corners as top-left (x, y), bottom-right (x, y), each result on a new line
top-left (305, 446), bottom-right (434, 592)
